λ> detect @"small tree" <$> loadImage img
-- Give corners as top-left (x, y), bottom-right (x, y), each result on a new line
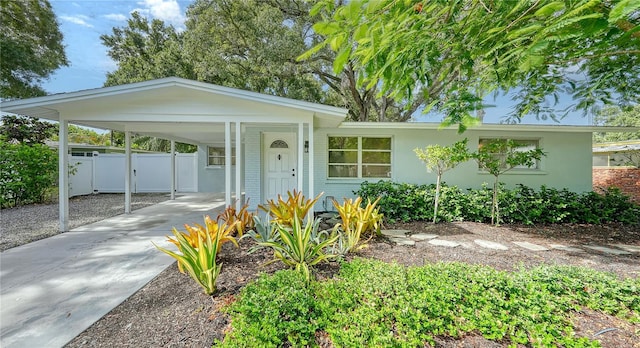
top-left (473, 139), bottom-right (546, 225)
top-left (414, 139), bottom-right (470, 223)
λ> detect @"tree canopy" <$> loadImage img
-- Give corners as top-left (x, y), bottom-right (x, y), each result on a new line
top-left (593, 105), bottom-right (640, 142)
top-left (101, 0), bottom-right (425, 121)
top-left (309, 0), bottom-right (640, 130)
top-left (0, 0), bottom-right (68, 99)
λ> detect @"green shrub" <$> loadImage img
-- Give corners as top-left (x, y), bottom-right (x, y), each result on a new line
top-left (219, 270), bottom-right (321, 347)
top-left (355, 181), bottom-right (640, 225)
top-left (219, 258), bottom-right (639, 347)
top-left (0, 141), bottom-right (57, 208)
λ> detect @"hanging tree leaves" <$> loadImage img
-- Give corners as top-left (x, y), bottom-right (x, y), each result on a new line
top-left (0, 0), bottom-right (68, 99)
top-left (309, 0), bottom-right (640, 130)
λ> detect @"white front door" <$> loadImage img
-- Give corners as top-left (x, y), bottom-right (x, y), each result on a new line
top-left (264, 132), bottom-right (297, 202)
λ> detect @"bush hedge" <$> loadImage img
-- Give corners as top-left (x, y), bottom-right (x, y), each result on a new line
top-left (355, 180), bottom-right (640, 225)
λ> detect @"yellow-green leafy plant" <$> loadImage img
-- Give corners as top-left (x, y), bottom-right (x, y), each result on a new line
top-left (166, 215), bottom-right (238, 251)
top-left (259, 213), bottom-right (338, 281)
top-left (258, 190), bottom-right (322, 226)
top-left (217, 200), bottom-right (255, 236)
top-left (332, 197), bottom-right (383, 255)
top-left (154, 217), bottom-right (237, 295)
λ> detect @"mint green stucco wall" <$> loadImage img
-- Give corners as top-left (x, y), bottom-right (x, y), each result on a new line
top-left (313, 127), bottom-right (593, 204)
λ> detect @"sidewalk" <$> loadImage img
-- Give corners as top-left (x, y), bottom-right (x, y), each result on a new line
top-left (0, 193), bottom-right (226, 348)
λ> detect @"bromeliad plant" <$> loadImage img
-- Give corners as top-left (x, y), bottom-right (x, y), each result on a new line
top-left (217, 200), bottom-right (255, 236)
top-left (240, 215), bottom-right (280, 253)
top-left (332, 197), bottom-right (383, 255)
top-left (259, 190), bottom-right (321, 226)
top-left (155, 216), bottom-right (238, 295)
top-left (259, 213), bottom-right (338, 281)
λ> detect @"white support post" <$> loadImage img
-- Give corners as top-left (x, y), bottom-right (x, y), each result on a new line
top-left (170, 140), bottom-right (176, 200)
top-left (124, 131), bottom-right (132, 214)
top-left (58, 119), bottom-right (69, 232)
top-left (235, 122), bottom-right (242, 210)
top-left (297, 122), bottom-right (304, 192)
top-left (307, 122), bottom-right (314, 221)
top-left (225, 121), bottom-right (231, 207)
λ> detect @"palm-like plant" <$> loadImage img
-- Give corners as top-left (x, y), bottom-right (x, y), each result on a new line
top-left (259, 213), bottom-right (337, 281)
top-left (154, 223), bottom-right (224, 295)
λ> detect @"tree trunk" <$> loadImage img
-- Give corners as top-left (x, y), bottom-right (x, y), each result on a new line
top-left (434, 172), bottom-right (441, 223)
top-left (492, 177), bottom-right (499, 225)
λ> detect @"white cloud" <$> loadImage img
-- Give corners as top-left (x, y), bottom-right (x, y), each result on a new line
top-left (136, 0), bottom-right (186, 27)
top-left (103, 13), bottom-right (128, 22)
top-left (59, 14), bottom-right (94, 28)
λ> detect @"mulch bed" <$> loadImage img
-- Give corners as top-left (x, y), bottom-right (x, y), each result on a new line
top-left (65, 221), bottom-right (639, 347)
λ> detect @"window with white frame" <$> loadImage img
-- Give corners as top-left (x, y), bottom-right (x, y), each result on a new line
top-left (207, 146), bottom-right (235, 166)
top-left (328, 136), bottom-right (391, 178)
top-left (478, 138), bottom-right (541, 170)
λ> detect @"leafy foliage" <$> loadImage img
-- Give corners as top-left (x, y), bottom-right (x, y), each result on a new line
top-left (414, 139), bottom-right (471, 223)
top-left (166, 215), bottom-right (238, 252)
top-left (355, 181), bottom-right (640, 225)
top-left (258, 190), bottom-right (321, 227)
top-left (0, 0), bottom-right (68, 98)
top-left (240, 215), bottom-right (280, 253)
top-left (331, 196), bottom-right (384, 256)
top-left (309, 0), bottom-right (640, 128)
top-left (0, 141), bottom-right (57, 208)
top-left (219, 258), bottom-right (639, 346)
top-left (155, 218), bottom-right (230, 295)
top-left (259, 214), bottom-right (337, 281)
top-left (219, 270), bottom-right (321, 347)
top-left (593, 105), bottom-right (640, 143)
top-left (0, 115), bottom-right (56, 145)
top-left (217, 200), bottom-right (255, 236)
top-left (473, 139), bottom-right (546, 224)
top-left (100, 12), bottom-right (194, 87)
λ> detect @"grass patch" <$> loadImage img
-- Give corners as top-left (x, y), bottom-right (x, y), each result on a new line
top-left (216, 258), bottom-right (639, 347)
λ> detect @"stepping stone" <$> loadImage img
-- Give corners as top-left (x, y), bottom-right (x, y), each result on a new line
top-left (513, 241), bottom-right (549, 251)
top-left (389, 238), bottom-right (416, 246)
top-left (549, 244), bottom-right (584, 253)
top-left (428, 239), bottom-right (460, 247)
top-left (583, 245), bottom-right (631, 255)
top-left (611, 244), bottom-right (640, 253)
top-left (474, 239), bottom-right (508, 250)
top-left (382, 229), bottom-right (410, 237)
top-left (410, 233), bottom-right (439, 241)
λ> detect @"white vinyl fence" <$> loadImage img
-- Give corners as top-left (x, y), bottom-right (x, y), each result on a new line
top-left (69, 153), bottom-right (197, 197)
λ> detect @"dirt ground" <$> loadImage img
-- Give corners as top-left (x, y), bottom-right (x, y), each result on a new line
top-left (65, 221), bottom-right (640, 348)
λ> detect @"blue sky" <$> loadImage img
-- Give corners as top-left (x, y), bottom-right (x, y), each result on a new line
top-left (43, 0), bottom-right (193, 94)
top-left (42, 0), bottom-right (593, 125)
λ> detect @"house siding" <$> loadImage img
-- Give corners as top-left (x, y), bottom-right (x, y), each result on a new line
top-left (313, 127), bottom-right (594, 207)
top-left (244, 127), bottom-right (262, 210)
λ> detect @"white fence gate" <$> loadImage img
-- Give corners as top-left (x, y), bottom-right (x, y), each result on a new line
top-left (69, 153), bottom-right (197, 197)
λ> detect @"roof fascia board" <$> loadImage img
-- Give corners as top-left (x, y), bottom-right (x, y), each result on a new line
top-left (1, 77), bottom-right (348, 118)
top-left (338, 122), bottom-right (640, 133)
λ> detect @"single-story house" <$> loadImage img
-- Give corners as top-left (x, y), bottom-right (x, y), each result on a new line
top-left (1, 77), bottom-right (637, 231)
top-left (593, 140), bottom-right (640, 167)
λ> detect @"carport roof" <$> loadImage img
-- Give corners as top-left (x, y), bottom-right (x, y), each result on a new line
top-left (0, 77), bottom-right (348, 145)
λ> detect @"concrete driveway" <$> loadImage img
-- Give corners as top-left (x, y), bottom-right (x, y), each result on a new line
top-left (0, 193), bottom-right (226, 348)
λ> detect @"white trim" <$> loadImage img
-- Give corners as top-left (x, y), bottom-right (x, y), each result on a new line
top-left (225, 122), bottom-right (231, 207)
top-left (0, 77), bottom-right (348, 119)
top-left (124, 131), bottom-right (132, 214)
top-left (298, 123), bottom-right (304, 191)
top-left (170, 140), bottom-right (176, 200)
top-left (58, 118), bottom-right (69, 232)
top-left (338, 122), bottom-right (640, 133)
top-left (235, 122), bottom-right (242, 210)
top-left (308, 123), bottom-right (314, 220)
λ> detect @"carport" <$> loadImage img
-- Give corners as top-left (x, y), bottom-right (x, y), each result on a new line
top-left (0, 77), bottom-right (347, 231)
